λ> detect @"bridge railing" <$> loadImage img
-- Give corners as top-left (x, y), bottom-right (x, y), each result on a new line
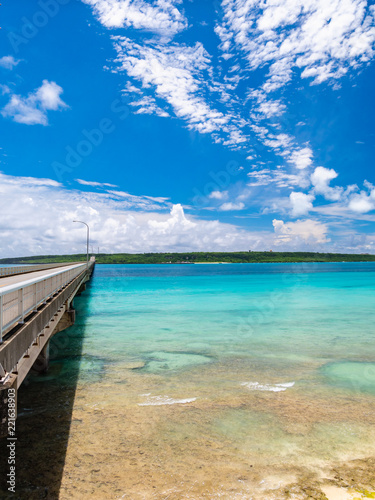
top-left (0, 263), bottom-right (90, 343)
top-left (0, 262), bottom-right (82, 277)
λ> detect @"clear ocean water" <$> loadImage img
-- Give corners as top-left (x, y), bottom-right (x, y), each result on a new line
top-left (14, 263), bottom-right (375, 499)
top-left (80, 263), bottom-right (375, 391)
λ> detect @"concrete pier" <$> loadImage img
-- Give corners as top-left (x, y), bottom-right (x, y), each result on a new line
top-left (32, 343), bottom-right (50, 373)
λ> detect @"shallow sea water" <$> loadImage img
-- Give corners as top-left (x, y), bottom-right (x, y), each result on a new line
top-left (5, 263), bottom-right (375, 499)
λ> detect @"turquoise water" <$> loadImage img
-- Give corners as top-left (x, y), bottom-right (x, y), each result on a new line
top-left (23, 262), bottom-right (375, 498)
top-left (77, 263), bottom-right (375, 393)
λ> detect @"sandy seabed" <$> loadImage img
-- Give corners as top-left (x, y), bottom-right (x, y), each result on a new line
top-left (2, 357), bottom-right (375, 500)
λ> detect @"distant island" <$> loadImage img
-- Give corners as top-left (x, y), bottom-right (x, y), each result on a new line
top-left (1, 251), bottom-right (375, 265)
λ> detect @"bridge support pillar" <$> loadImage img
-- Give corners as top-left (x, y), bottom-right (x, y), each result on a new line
top-left (0, 373), bottom-right (17, 438)
top-left (32, 343), bottom-right (49, 374)
top-left (54, 308), bottom-right (75, 334)
top-left (76, 283), bottom-right (86, 296)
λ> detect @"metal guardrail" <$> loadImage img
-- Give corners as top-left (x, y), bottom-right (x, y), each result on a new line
top-left (0, 262), bottom-right (82, 277)
top-left (0, 263), bottom-right (90, 343)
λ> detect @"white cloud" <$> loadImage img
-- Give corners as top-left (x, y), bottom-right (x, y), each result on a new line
top-left (82, 0), bottom-right (187, 36)
top-left (348, 194), bottom-right (375, 213)
top-left (1, 80), bottom-right (67, 125)
top-left (0, 56), bottom-right (20, 70)
top-left (0, 172), bottom-right (61, 188)
top-left (84, 0), bottom-right (252, 150)
top-left (114, 39), bottom-right (214, 131)
top-left (2, 95), bottom-right (47, 125)
top-left (123, 81), bottom-right (142, 94)
top-left (249, 129), bottom-right (315, 184)
top-left (113, 37), bottom-right (246, 146)
top-left (34, 81), bottom-right (66, 110)
top-left (290, 192), bottom-right (315, 217)
top-left (209, 190), bottom-right (228, 200)
top-left (257, 99), bottom-right (286, 118)
top-left (82, 0), bottom-right (375, 212)
top-left (218, 0), bottom-right (375, 90)
top-left (147, 203), bottom-right (194, 232)
top-left (2, 172), bottom-right (372, 255)
top-left (247, 168), bottom-right (307, 189)
top-left (311, 166), bottom-right (343, 201)
top-left (129, 95), bottom-right (170, 117)
top-left (105, 189), bottom-right (171, 210)
top-left (0, 84), bottom-right (11, 95)
top-left (263, 133), bottom-right (293, 152)
top-left (246, 92), bottom-right (314, 178)
top-left (312, 202), bottom-right (375, 221)
top-left (273, 218), bottom-right (329, 245)
top-left (219, 201), bottom-right (245, 211)
top-left (0, 172), bottom-right (274, 257)
top-left (76, 179), bottom-right (118, 188)
top-left (289, 147), bottom-right (313, 170)
top-left (348, 183), bottom-right (375, 213)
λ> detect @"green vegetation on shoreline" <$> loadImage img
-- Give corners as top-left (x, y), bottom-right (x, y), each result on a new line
top-left (1, 251), bottom-right (375, 265)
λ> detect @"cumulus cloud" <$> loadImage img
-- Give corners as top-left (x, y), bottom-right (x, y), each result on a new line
top-left (273, 218), bottom-right (329, 245)
top-left (0, 172), bottom-right (272, 257)
top-left (147, 203), bottom-right (194, 232)
top-left (348, 182), bottom-right (375, 213)
top-left (2, 172), bottom-right (371, 255)
top-left (349, 194), bottom-right (375, 213)
top-left (289, 147), bottom-right (313, 170)
top-left (0, 56), bottom-right (20, 70)
top-left (311, 166), bottom-right (343, 201)
top-left (290, 192), bottom-right (315, 217)
top-left (1, 80), bottom-right (68, 125)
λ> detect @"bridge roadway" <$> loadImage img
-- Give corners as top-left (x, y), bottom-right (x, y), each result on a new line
top-left (0, 263), bottom-right (85, 288)
top-left (0, 261), bottom-right (84, 278)
top-left (0, 260), bottom-right (95, 437)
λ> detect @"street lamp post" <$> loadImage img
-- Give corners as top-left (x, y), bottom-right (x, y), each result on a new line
top-left (73, 220), bottom-right (89, 268)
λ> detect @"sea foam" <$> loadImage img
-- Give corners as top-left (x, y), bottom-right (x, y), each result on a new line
top-left (241, 381), bottom-right (295, 392)
top-left (138, 395), bottom-right (197, 406)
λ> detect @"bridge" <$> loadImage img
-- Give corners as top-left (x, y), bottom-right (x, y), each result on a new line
top-left (0, 259), bottom-right (95, 437)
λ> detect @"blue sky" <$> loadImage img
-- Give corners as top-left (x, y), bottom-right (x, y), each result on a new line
top-left (1, 0), bottom-right (375, 257)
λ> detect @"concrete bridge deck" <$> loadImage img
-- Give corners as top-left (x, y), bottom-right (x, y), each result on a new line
top-left (0, 259), bottom-right (95, 436)
top-left (0, 262), bottom-right (83, 278)
top-left (0, 263), bottom-right (86, 289)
